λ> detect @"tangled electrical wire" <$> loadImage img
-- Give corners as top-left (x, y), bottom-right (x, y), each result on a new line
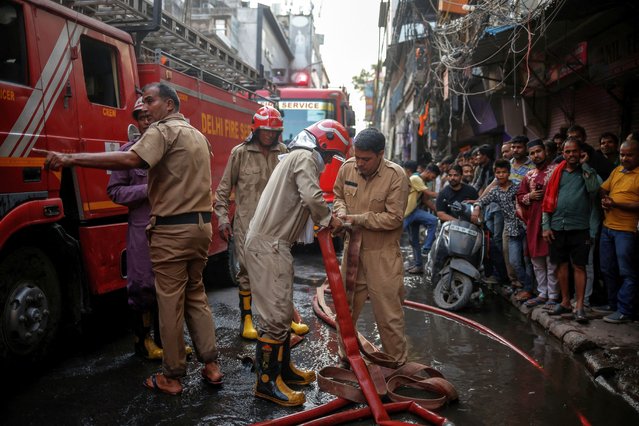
top-left (430, 0), bottom-right (566, 98)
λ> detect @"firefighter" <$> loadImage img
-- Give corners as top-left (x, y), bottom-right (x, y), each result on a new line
top-left (106, 97), bottom-right (163, 360)
top-left (244, 119), bottom-right (350, 406)
top-left (35, 82), bottom-right (223, 396)
top-left (214, 106), bottom-right (310, 340)
top-left (333, 127), bottom-right (410, 367)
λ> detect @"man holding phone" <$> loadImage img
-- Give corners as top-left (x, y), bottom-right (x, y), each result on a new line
top-left (516, 139), bottom-right (559, 307)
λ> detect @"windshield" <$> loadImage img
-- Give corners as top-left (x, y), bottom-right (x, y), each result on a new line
top-left (279, 100), bottom-right (336, 144)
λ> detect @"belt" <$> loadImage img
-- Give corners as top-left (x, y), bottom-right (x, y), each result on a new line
top-left (155, 212), bottom-right (211, 226)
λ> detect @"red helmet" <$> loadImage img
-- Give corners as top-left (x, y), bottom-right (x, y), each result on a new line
top-left (252, 106), bottom-right (283, 132)
top-left (305, 119), bottom-right (351, 156)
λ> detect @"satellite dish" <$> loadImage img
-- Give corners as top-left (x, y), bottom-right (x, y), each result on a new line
top-left (128, 124), bottom-right (141, 142)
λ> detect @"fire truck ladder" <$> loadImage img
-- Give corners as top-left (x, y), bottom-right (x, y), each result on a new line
top-left (56, 0), bottom-right (270, 91)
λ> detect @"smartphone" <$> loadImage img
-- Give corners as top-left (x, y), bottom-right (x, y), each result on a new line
top-left (535, 183), bottom-right (543, 190)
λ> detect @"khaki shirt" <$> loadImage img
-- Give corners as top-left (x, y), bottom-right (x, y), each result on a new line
top-left (131, 113), bottom-right (212, 217)
top-left (334, 157), bottom-right (409, 249)
top-left (248, 149), bottom-right (331, 243)
top-left (214, 140), bottom-right (287, 233)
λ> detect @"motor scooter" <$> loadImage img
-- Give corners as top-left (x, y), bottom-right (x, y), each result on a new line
top-left (425, 202), bottom-right (485, 311)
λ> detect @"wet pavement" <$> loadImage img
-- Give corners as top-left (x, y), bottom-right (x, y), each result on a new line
top-left (3, 244), bottom-right (639, 425)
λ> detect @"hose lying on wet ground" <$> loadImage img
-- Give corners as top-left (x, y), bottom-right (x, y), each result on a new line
top-left (255, 228), bottom-right (594, 426)
top-left (255, 229), bottom-right (456, 426)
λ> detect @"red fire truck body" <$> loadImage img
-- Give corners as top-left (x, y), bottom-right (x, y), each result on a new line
top-left (0, 0), bottom-right (256, 361)
top-left (256, 87), bottom-right (356, 203)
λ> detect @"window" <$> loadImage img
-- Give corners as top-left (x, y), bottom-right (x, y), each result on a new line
top-left (0, 2), bottom-right (28, 85)
top-left (80, 36), bottom-right (120, 107)
top-left (214, 19), bottom-right (226, 37)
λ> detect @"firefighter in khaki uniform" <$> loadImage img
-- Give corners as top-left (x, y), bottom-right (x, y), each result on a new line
top-left (333, 127), bottom-right (410, 367)
top-left (214, 106), bottom-right (309, 340)
top-left (245, 120), bottom-right (351, 406)
top-left (35, 82), bottom-right (223, 396)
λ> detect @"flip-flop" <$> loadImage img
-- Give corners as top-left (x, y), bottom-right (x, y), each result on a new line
top-left (143, 373), bottom-right (183, 396)
top-left (201, 369), bottom-right (224, 386)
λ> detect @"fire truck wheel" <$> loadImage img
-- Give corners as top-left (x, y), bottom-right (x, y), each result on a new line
top-left (0, 247), bottom-right (61, 362)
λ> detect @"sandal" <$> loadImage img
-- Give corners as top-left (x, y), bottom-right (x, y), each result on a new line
top-left (144, 373), bottom-right (183, 396)
top-left (201, 368), bottom-right (224, 386)
top-left (514, 291), bottom-right (533, 302)
top-left (548, 304), bottom-right (572, 316)
top-left (524, 296), bottom-right (548, 307)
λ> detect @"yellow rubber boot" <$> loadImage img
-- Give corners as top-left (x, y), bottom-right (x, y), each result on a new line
top-left (290, 321), bottom-right (309, 336)
top-left (254, 336), bottom-right (305, 407)
top-left (143, 336), bottom-right (163, 360)
top-left (239, 290), bottom-right (258, 340)
top-left (281, 334), bottom-right (316, 385)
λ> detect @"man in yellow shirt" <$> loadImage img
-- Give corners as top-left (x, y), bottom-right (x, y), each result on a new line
top-left (402, 161), bottom-right (439, 274)
top-left (598, 136), bottom-right (639, 323)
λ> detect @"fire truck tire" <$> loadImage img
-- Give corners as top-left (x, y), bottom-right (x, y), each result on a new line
top-left (0, 247), bottom-right (61, 362)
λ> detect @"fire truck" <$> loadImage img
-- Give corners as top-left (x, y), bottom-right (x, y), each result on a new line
top-left (257, 87), bottom-right (356, 203)
top-left (0, 0), bottom-right (264, 363)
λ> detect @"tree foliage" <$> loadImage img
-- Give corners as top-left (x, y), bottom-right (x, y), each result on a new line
top-left (351, 63), bottom-right (380, 93)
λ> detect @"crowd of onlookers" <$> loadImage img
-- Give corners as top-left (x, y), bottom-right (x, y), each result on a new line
top-left (402, 125), bottom-right (639, 324)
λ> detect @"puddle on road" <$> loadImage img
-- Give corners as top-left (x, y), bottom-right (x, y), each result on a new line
top-left (3, 250), bottom-right (639, 425)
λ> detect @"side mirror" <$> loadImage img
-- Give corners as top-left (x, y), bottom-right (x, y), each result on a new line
top-left (127, 124), bottom-right (141, 142)
top-left (346, 109), bottom-right (356, 127)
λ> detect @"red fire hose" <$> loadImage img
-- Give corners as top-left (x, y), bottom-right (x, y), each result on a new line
top-left (254, 229), bottom-right (453, 426)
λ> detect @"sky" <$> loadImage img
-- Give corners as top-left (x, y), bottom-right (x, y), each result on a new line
top-left (252, 0), bottom-right (382, 130)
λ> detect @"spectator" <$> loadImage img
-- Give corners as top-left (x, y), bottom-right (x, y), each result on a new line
top-left (543, 137), bottom-right (601, 323)
top-left (462, 163), bottom-right (474, 184)
top-left (334, 127), bottom-right (410, 367)
top-left (472, 159), bottom-right (532, 301)
top-left (509, 136), bottom-right (535, 185)
top-left (402, 161), bottom-right (438, 274)
top-left (566, 124), bottom-right (614, 180)
top-left (596, 136), bottom-right (639, 323)
top-left (517, 139), bottom-right (559, 307)
top-left (553, 132), bottom-right (565, 152)
top-left (436, 165), bottom-right (479, 222)
top-left (436, 155), bottom-right (454, 192)
top-left (462, 150), bottom-right (473, 166)
top-left (566, 125), bottom-right (612, 307)
top-left (501, 141), bottom-right (513, 160)
top-left (544, 139), bottom-right (558, 162)
top-left (597, 132), bottom-right (620, 169)
top-left (472, 144), bottom-right (494, 196)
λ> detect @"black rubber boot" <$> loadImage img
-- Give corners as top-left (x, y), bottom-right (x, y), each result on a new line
top-left (281, 334), bottom-right (316, 385)
top-left (254, 336), bottom-right (305, 406)
top-left (239, 290), bottom-right (258, 340)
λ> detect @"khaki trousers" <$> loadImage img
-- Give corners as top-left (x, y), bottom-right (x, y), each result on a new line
top-left (244, 233), bottom-right (294, 342)
top-left (233, 230), bottom-right (250, 292)
top-left (148, 220), bottom-right (218, 378)
top-left (338, 241), bottom-right (407, 365)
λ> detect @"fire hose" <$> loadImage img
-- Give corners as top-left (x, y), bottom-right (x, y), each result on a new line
top-left (254, 229), bottom-right (456, 426)
top-left (255, 228), bottom-right (592, 426)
